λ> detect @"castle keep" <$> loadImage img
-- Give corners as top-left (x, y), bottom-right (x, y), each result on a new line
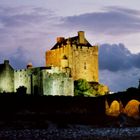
top-left (46, 31), bottom-right (99, 82)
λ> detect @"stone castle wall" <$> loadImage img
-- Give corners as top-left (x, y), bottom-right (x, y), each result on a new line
top-left (14, 69), bottom-right (31, 94)
top-left (14, 68), bottom-right (43, 95)
top-left (14, 67), bottom-right (74, 96)
top-left (70, 45), bottom-right (98, 82)
top-left (42, 71), bottom-right (73, 96)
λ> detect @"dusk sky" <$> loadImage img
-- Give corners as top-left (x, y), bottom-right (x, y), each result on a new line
top-left (0, 0), bottom-right (140, 92)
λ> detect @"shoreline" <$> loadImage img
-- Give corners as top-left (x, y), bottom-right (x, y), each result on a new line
top-left (0, 126), bottom-right (140, 139)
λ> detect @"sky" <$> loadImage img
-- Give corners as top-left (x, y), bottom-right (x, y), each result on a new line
top-left (0, 0), bottom-right (140, 92)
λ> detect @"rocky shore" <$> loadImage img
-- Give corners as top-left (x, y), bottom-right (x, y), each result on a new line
top-left (0, 125), bottom-right (140, 140)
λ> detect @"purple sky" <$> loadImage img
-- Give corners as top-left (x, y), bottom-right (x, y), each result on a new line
top-left (0, 0), bottom-right (140, 92)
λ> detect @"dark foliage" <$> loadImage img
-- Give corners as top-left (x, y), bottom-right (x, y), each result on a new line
top-left (16, 86), bottom-right (27, 95)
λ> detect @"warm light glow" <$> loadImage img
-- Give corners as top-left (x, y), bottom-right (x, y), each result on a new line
top-left (106, 99), bottom-right (140, 119)
top-left (124, 99), bottom-right (140, 119)
top-left (106, 100), bottom-right (121, 117)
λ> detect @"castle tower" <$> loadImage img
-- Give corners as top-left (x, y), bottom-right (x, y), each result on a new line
top-left (46, 31), bottom-right (99, 82)
top-left (0, 60), bottom-right (14, 93)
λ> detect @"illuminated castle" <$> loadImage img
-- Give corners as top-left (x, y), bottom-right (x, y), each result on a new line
top-left (46, 31), bottom-right (99, 82)
top-left (0, 31), bottom-right (107, 95)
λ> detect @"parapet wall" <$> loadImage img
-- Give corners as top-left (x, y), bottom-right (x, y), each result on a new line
top-left (14, 67), bottom-right (74, 96)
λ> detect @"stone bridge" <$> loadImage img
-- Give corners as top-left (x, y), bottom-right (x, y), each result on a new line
top-left (105, 90), bottom-right (140, 118)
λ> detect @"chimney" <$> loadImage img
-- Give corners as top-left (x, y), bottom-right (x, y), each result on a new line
top-left (56, 37), bottom-right (65, 43)
top-left (4, 60), bottom-right (9, 65)
top-left (27, 62), bottom-right (33, 69)
top-left (78, 31), bottom-right (85, 44)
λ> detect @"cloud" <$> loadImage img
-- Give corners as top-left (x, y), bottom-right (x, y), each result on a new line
top-left (1, 5), bottom-right (140, 70)
top-left (61, 7), bottom-right (140, 35)
top-left (100, 68), bottom-right (140, 92)
top-left (0, 6), bottom-right (62, 69)
top-left (99, 43), bottom-right (140, 71)
top-left (9, 46), bottom-right (30, 69)
top-left (0, 6), bottom-right (55, 27)
top-left (99, 43), bottom-right (140, 92)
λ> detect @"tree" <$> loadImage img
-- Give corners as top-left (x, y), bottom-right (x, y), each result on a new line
top-left (74, 79), bottom-right (97, 96)
top-left (16, 86), bottom-right (27, 95)
top-left (74, 79), bottom-right (109, 97)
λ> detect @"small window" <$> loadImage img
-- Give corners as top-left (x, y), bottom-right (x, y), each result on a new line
top-left (63, 55), bottom-right (67, 59)
top-left (84, 62), bottom-right (86, 69)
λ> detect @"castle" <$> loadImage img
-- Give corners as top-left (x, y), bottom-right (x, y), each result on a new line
top-left (46, 31), bottom-right (98, 82)
top-left (0, 31), bottom-right (101, 96)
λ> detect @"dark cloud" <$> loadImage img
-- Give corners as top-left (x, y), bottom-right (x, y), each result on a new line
top-left (0, 46), bottom-right (31, 69)
top-left (99, 43), bottom-right (140, 91)
top-left (9, 46), bottom-right (30, 69)
top-left (0, 6), bottom-right (56, 28)
top-left (0, 6), bottom-right (62, 69)
top-left (99, 43), bottom-right (140, 71)
top-left (62, 7), bottom-right (140, 35)
top-left (100, 68), bottom-right (140, 92)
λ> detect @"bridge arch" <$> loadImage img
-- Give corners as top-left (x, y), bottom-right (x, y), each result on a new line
top-left (124, 99), bottom-right (140, 119)
top-left (106, 100), bottom-right (123, 117)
